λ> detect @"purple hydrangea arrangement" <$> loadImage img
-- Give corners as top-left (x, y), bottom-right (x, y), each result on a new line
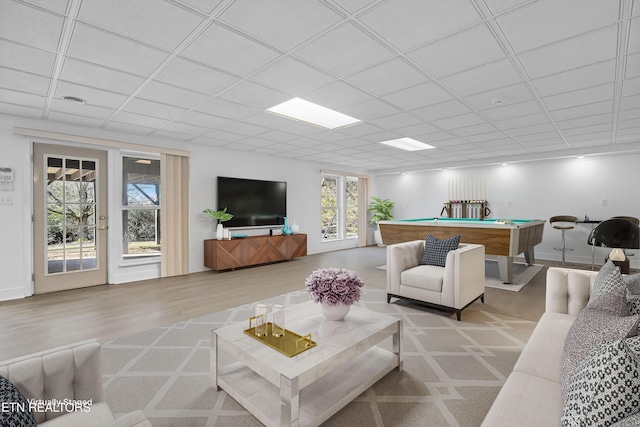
top-left (305, 268), bottom-right (365, 306)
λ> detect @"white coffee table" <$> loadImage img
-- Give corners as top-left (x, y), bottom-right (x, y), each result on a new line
top-left (211, 300), bottom-right (402, 427)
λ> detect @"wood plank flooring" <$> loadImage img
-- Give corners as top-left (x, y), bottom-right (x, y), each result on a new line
top-left (0, 245), bottom-right (589, 361)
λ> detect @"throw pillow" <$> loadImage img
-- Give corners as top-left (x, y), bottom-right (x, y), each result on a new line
top-left (419, 234), bottom-right (461, 268)
top-left (561, 287), bottom-right (639, 400)
top-left (591, 260), bottom-right (625, 301)
top-left (625, 273), bottom-right (640, 295)
top-left (562, 336), bottom-right (640, 427)
top-left (0, 376), bottom-right (36, 427)
top-left (611, 413), bottom-right (640, 426)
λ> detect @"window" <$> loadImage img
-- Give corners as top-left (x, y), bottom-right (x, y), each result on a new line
top-left (321, 174), bottom-right (358, 241)
top-left (122, 156), bottom-right (161, 258)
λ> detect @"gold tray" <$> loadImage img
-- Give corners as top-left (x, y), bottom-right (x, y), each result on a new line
top-left (244, 321), bottom-right (316, 357)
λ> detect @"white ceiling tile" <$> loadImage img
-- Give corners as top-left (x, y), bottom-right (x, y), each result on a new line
top-left (411, 99), bottom-right (472, 121)
top-left (50, 99), bottom-right (114, 120)
top-left (565, 131), bottom-right (610, 144)
top-left (483, 100), bottom-right (543, 120)
top-left (415, 132), bottom-right (458, 143)
top-left (408, 23), bottom-right (506, 78)
top-left (532, 60), bottom-right (616, 97)
top-left (202, 129), bottom-right (247, 142)
top-left (550, 100), bottom-right (613, 121)
top-left (494, 113), bottom-right (550, 129)
top-left (0, 68), bottom-right (50, 95)
top-left (220, 121), bottom-right (269, 137)
top-left (620, 94), bottom-right (640, 110)
top-left (440, 58), bottom-right (523, 96)
top-left (23, 0), bottom-right (69, 13)
top-left (47, 111), bottom-right (105, 127)
top-left (556, 113), bottom-right (612, 130)
top-left (60, 58), bottom-right (145, 95)
top-left (392, 123), bottom-right (442, 137)
top-left (195, 98), bottom-right (260, 120)
top-left (179, 0), bottom-right (223, 14)
top-left (55, 81), bottom-right (127, 109)
top-left (219, 0), bottom-right (342, 51)
top-left (496, 0), bottom-right (619, 53)
top-left (156, 58), bottom-right (240, 96)
top-left (464, 131), bottom-right (510, 143)
top-left (484, 0), bottom-right (533, 15)
top-left (178, 111), bottom-right (233, 129)
top-left (302, 81), bottom-right (371, 109)
top-left (368, 113), bottom-right (423, 130)
top-left (103, 120), bottom-right (155, 135)
top-left (251, 129), bottom-right (298, 142)
top-left (219, 81), bottom-right (289, 109)
top-left (160, 121), bottom-right (210, 136)
top-left (517, 25), bottom-right (618, 79)
top-left (619, 108), bottom-right (640, 121)
top-left (466, 83), bottom-right (533, 110)
top-left (138, 81), bottom-right (208, 109)
top-left (0, 102), bottom-right (42, 118)
top-left (0, 40), bottom-right (56, 76)
top-left (562, 123), bottom-right (611, 136)
top-left (242, 111), bottom-right (298, 130)
top-left (295, 24), bottom-right (393, 76)
top-left (628, 16), bottom-right (640, 54)
top-left (449, 123), bottom-right (499, 137)
top-left (182, 23), bottom-right (280, 76)
top-left (431, 113), bottom-right (486, 130)
top-left (152, 128), bottom-right (199, 141)
top-left (624, 53), bottom-right (640, 79)
top-left (543, 83), bottom-right (614, 111)
top-left (78, 0), bottom-right (203, 51)
top-left (383, 82), bottom-right (452, 110)
top-left (279, 121), bottom-right (327, 136)
top-left (333, 122), bottom-right (384, 138)
top-left (516, 131), bottom-right (562, 142)
top-left (250, 58), bottom-right (335, 96)
top-left (345, 58), bottom-right (426, 96)
top-left (508, 123), bottom-right (556, 136)
top-left (358, 0), bottom-right (481, 51)
top-left (68, 24), bottom-right (169, 77)
top-left (0, 88), bottom-right (45, 109)
top-left (338, 99), bottom-right (400, 121)
top-left (622, 76), bottom-right (640, 96)
top-left (331, 0), bottom-right (378, 14)
top-left (0, 2), bottom-right (64, 51)
top-left (110, 111), bottom-right (169, 129)
top-left (123, 98), bottom-right (186, 120)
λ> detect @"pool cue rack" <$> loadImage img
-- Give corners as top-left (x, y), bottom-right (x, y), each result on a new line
top-left (441, 200), bottom-right (491, 219)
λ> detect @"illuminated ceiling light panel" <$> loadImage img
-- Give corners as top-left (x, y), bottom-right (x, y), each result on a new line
top-left (267, 98), bottom-right (361, 129)
top-left (380, 137), bottom-right (435, 151)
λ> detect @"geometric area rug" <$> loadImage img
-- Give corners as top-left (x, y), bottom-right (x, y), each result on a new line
top-left (102, 287), bottom-right (536, 426)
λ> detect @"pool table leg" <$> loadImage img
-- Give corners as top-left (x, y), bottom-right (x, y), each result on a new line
top-left (497, 256), bottom-right (513, 284)
top-left (524, 248), bottom-right (535, 266)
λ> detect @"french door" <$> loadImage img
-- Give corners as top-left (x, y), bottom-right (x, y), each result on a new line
top-left (33, 143), bottom-right (108, 294)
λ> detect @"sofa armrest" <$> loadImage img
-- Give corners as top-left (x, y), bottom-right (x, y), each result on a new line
top-left (442, 243), bottom-right (486, 308)
top-left (386, 240), bottom-right (424, 295)
top-left (545, 267), bottom-right (596, 315)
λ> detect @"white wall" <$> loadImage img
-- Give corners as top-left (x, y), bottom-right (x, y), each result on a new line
top-left (0, 114), bottom-right (365, 300)
top-left (372, 156), bottom-right (640, 268)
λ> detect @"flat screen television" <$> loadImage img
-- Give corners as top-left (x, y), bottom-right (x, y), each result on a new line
top-left (217, 176), bottom-right (287, 228)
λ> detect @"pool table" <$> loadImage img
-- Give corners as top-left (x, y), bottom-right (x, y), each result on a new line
top-left (379, 217), bottom-right (545, 284)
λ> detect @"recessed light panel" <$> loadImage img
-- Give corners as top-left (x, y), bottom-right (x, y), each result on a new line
top-left (267, 98), bottom-right (360, 129)
top-left (380, 137), bottom-right (435, 151)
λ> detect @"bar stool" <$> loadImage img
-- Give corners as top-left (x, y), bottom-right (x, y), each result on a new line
top-left (550, 215), bottom-right (578, 265)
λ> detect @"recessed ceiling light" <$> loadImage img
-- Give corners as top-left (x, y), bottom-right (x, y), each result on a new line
top-left (135, 159), bottom-right (152, 164)
top-left (63, 96), bottom-right (86, 104)
top-left (501, 163), bottom-right (508, 166)
top-left (266, 98), bottom-right (360, 129)
top-left (380, 137), bottom-right (435, 151)
top-left (577, 156), bottom-right (585, 159)
top-left (491, 97), bottom-right (505, 105)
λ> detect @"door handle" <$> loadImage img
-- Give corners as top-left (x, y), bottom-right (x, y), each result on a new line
top-left (98, 225), bottom-right (108, 230)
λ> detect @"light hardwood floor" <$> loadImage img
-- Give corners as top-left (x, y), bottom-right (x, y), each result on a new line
top-left (0, 245), bottom-right (593, 361)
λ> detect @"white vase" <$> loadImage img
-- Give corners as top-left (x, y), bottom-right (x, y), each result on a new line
top-left (216, 223), bottom-right (223, 240)
top-left (319, 302), bottom-right (351, 321)
top-left (290, 220), bottom-right (300, 234)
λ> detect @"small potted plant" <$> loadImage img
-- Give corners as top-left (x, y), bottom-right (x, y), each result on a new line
top-left (368, 197), bottom-right (395, 247)
top-left (203, 208), bottom-right (233, 240)
top-left (305, 268), bottom-right (365, 320)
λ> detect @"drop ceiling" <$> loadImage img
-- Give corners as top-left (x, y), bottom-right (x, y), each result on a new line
top-left (1, 0), bottom-right (639, 174)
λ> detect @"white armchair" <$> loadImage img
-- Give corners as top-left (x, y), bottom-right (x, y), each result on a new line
top-left (386, 240), bottom-right (485, 321)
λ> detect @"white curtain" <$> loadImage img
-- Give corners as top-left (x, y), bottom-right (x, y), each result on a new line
top-left (357, 177), bottom-right (370, 247)
top-left (160, 154), bottom-right (190, 277)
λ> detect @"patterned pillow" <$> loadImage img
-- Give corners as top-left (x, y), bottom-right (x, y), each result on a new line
top-left (624, 273), bottom-right (640, 295)
top-left (591, 260), bottom-right (625, 301)
top-left (562, 336), bottom-right (640, 427)
top-left (628, 294), bottom-right (640, 316)
top-left (561, 287), bottom-right (639, 400)
top-left (611, 412), bottom-right (640, 426)
top-left (419, 234), bottom-right (460, 267)
top-left (0, 376), bottom-right (36, 427)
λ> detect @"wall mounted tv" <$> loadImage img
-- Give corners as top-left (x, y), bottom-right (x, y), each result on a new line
top-left (217, 176), bottom-right (287, 228)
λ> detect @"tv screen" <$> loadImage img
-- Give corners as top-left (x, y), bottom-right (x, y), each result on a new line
top-left (217, 177), bottom-right (287, 228)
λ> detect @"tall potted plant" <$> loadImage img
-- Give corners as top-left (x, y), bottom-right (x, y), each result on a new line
top-left (203, 208), bottom-right (233, 240)
top-left (368, 197), bottom-right (394, 247)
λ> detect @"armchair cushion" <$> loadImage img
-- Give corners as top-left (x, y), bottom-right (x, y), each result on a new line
top-left (419, 234), bottom-right (460, 267)
top-left (401, 265), bottom-right (445, 292)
